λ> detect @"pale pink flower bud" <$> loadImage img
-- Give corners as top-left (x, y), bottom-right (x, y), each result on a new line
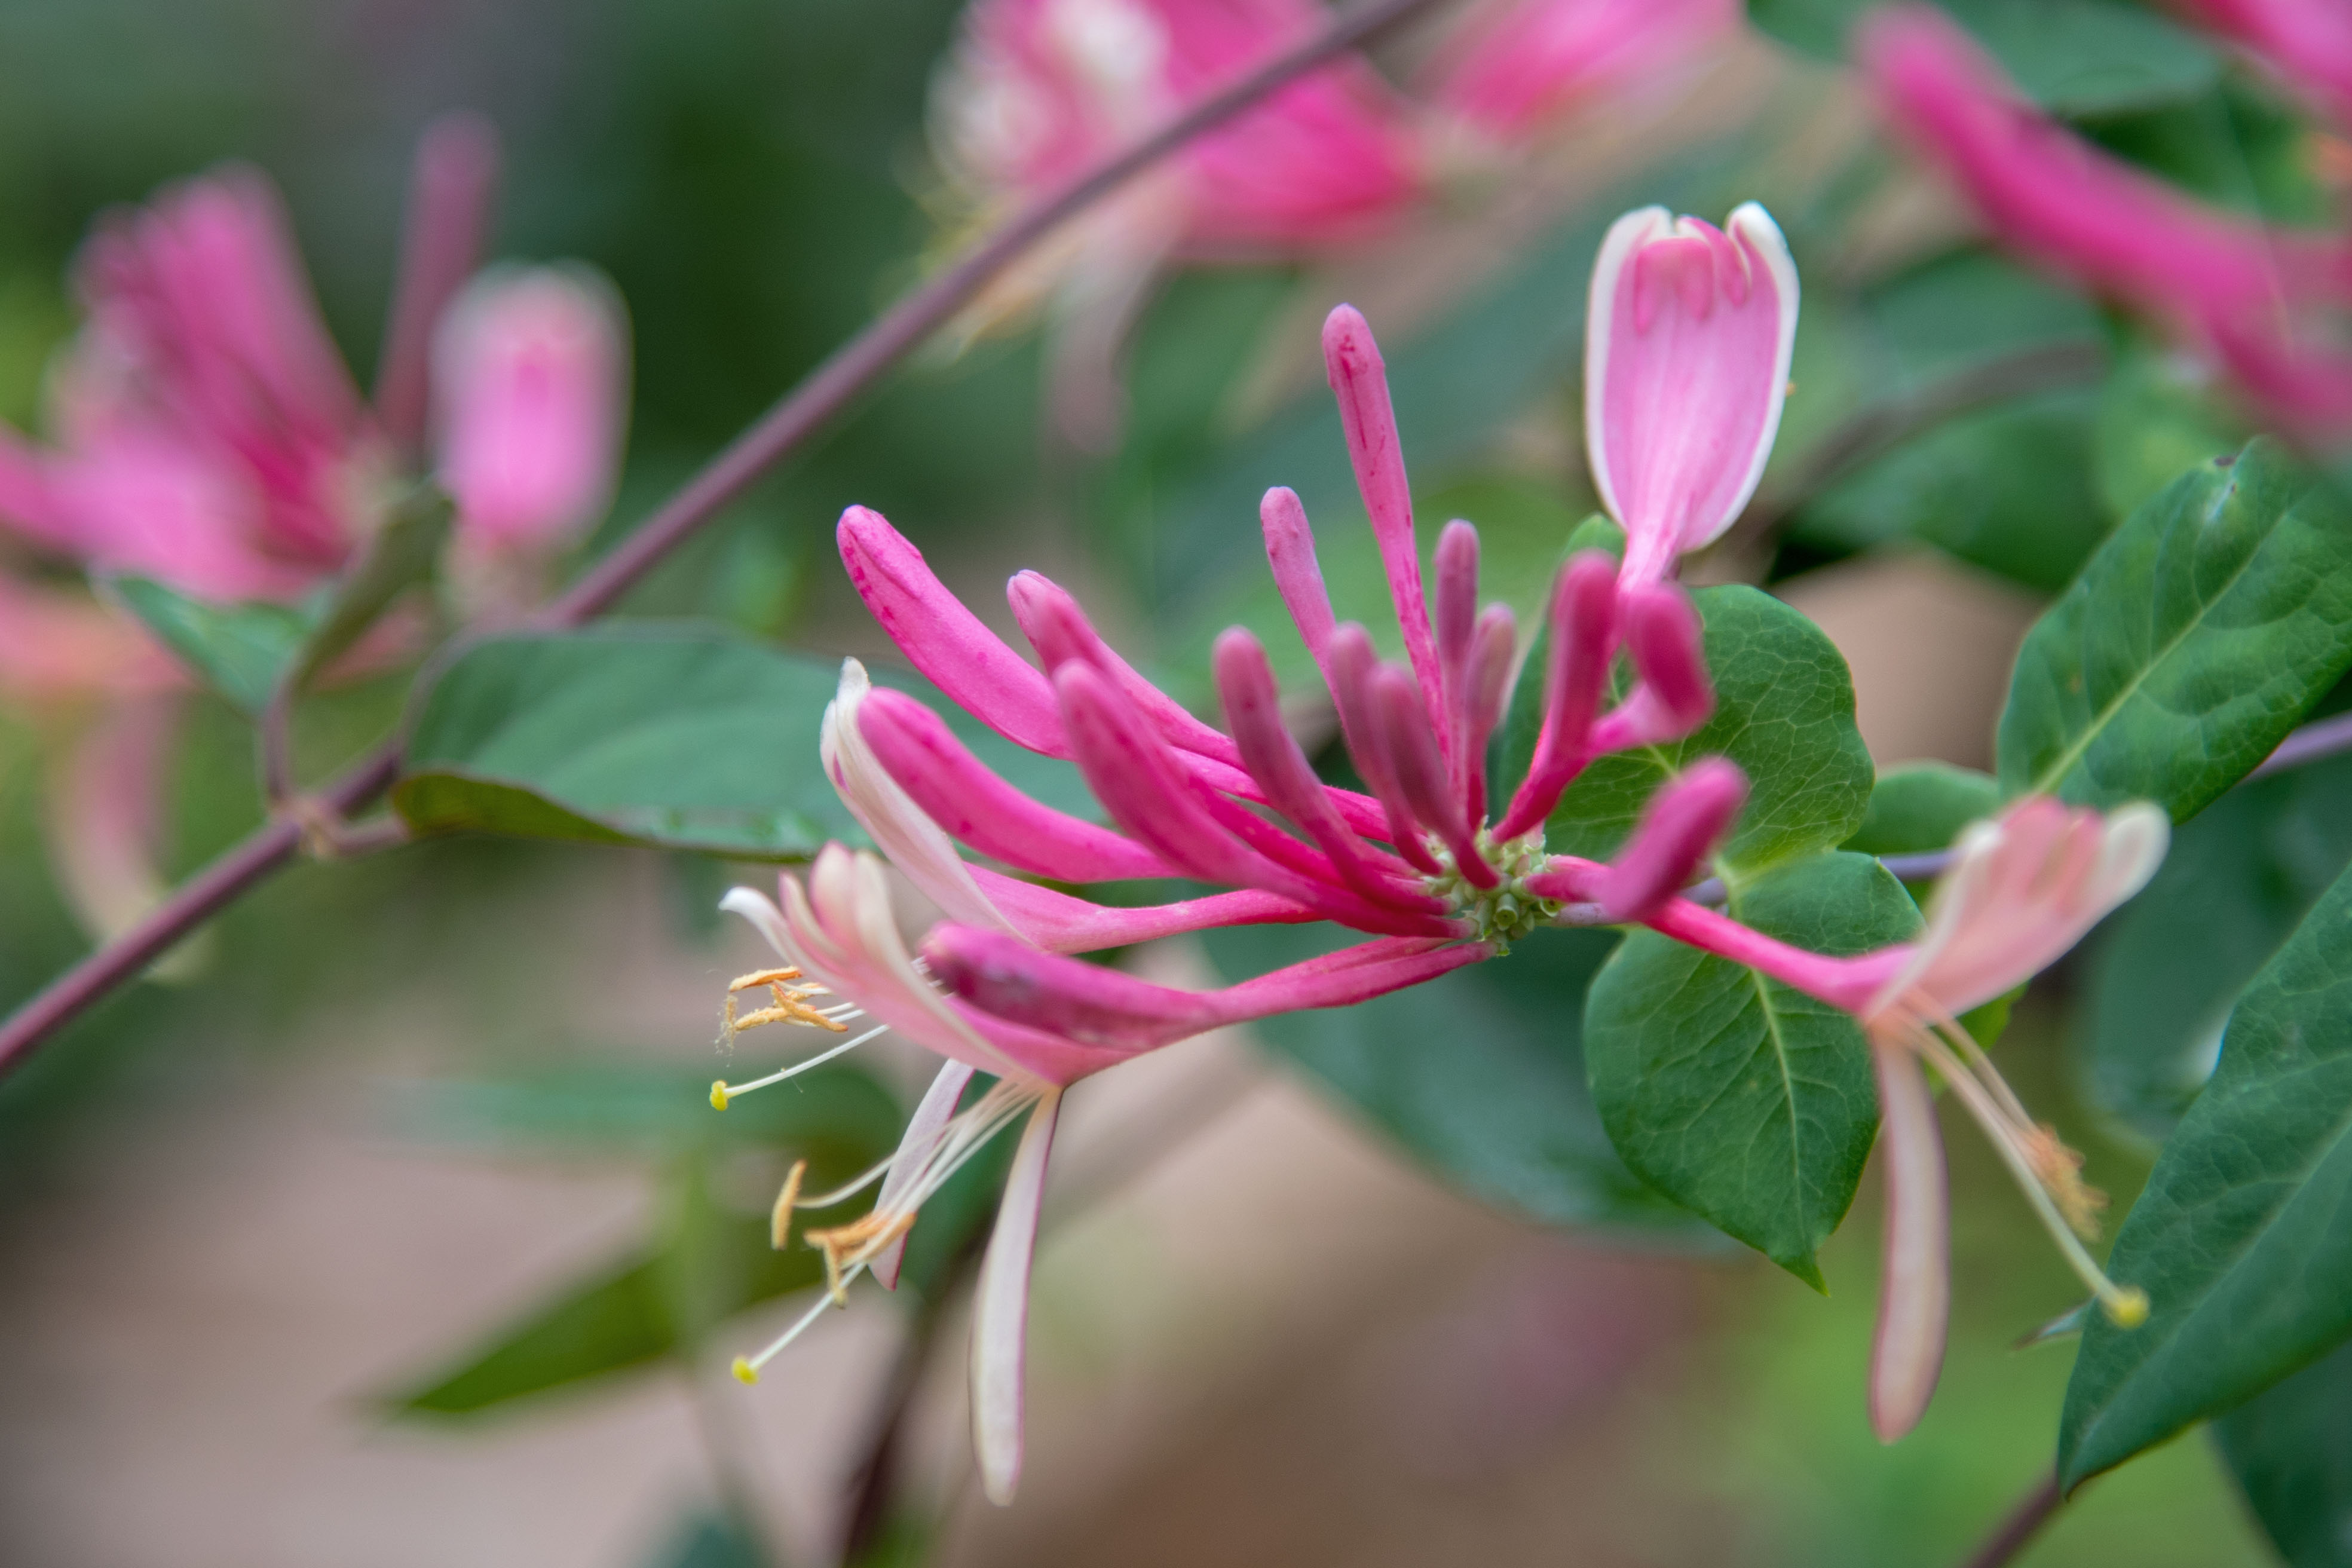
top-left (1585, 201), bottom-right (1799, 586)
top-left (433, 265), bottom-right (627, 557)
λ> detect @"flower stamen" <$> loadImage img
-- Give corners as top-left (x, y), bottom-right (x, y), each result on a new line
top-left (710, 1022), bottom-right (889, 1109)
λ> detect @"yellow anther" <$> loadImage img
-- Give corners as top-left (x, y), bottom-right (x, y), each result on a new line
top-left (2023, 1123), bottom-right (2108, 1239)
top-left (710, 1079), bottom-right (730, 1111)
top-left (728, 966), bottom-right (804, 993)
top-left (2105, 1287), bottom-right (2151, 1329)
top-left (731, 1356), bottom-right (760, 1385)
top-left (771, 1160), bottom-right (807, 1251)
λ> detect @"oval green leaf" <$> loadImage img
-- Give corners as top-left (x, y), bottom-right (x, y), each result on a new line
top-left (1583, 852), bottom-right (1923, 1285)
top-left (1998, 439), bottom-right (2352, 820)
top-left (2060, 858), bottom-right (2352, 1486)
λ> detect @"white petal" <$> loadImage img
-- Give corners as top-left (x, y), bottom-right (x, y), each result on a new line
top-left (1581, 204), bottom-right (1673, 534)
top-left (1682, 200), bottom-right (1802, 552)
top-left (970, 1088), bottom-right (1061, 1506)
top-left (872, 1059), bottom-right (978, 1291)
top-left (823, 658), bottom-right (1020, 935)
top-left (1869, 1047), bottom-right (1949, 1443)
top-left (719, 885), bottom-right (795, 959)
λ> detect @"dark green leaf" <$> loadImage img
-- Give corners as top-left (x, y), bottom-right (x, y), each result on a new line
top-left (1997, 439), bottom-right (2352, 819)
top-left (1522, 586), bottom-right (1875, 879)
top-left (2060, 858), bottom-right (2352, 1486)
top-left (2082, 757), bottom-right (2352, 1137)
top-left (394, 623), bottom-right (1094, 858)
top-left (2093, 347), bottom-right (2252, 523)
top-left (100, 575), bottom-right (321, 715)
top-left (1202, 920), bottom-right (1713, 1235)
top-left (1794, 391), bottom-right (2111, 594)
top-left (1747, 0), bottom-right (2219, 116)
top-left (2212, 1339), bottom-right (2352, 1568)
top-left (1584, 852), bottom-right (1923, 1283)
top-left (1843, 762), bottom-right (2001, 857)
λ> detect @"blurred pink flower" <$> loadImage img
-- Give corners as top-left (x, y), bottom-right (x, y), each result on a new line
top-left (433, 266), bottom-right (629, 561)
top-left (1421, 0), bottom-right (1739, 146)
top-left (710, 292), bottom-right (1754, 1499)
top-left (1635, 796), bottom-right (2168, 1441)
top-left (0, 122), bottom-right (630, 947)
top-left (933, 0), bottom-right (1425, 445)
top-left (1858, 3), bottom-right (2352, 430)
top-left (1584, 201), bottom-right (1799, 586)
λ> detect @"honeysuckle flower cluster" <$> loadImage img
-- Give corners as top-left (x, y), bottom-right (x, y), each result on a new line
top-left (1860, 2), bottom-right (2352, 432)
top-left (709, 197), bottom-right (2172, 1492)
top-left (0, 119), bottom-right (628, 947)
top-left (929, 0), bottom-right (1737, 444)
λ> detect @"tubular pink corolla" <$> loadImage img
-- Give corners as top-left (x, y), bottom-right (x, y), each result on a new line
top-left (1493, 550), bottom-right (1619, 839)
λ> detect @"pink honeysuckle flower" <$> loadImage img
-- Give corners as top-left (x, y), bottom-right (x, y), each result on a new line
top-left (1420, 0), bottom-right (1739, 148)
top-left (930, 0), bottom-right (1424, 445)
top-left (1857, 4), bottom-right (2352, 432)
top-left (2172, 0), bottom-right (2352, 132)
top-left (1601, 796), bottom-right (2169, 1441)
top-left (1584, 201), bottom-right (1800, 587)
top-left (705, 293), bottom-right (1774, 1499)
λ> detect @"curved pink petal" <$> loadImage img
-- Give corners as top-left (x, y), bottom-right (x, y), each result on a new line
top-left (872, 1059), bottom-right (978, 1291)
top-left (1422, 0), bottom-right (1737, 145)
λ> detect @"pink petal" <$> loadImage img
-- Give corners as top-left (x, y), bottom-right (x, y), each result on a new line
top-left (1592, 756), bottom-right (1745, 921)
top-left (972, 1089), bottom-right (1059, 1506)
top-left (1587, 582), bottom-right (1714, 752)
top-left (930, 924), bottom-right (1491, 1052)
top-left (970, 868), bottom-right (1317, 953)
top-left (838, 506), bottom-right (1068, 757)
top-left (1586, 202), bottom-right (1797, 584)
top-left (1869, 1045), bottom-right (1949, 1443)
top-left (1260, 484), bottom-right (1339, 673)
top-left (1325, 623), bottom-right (1444, 874)
top-left (1455, 603), bottom-right (1517, 825)
top-left (434, 265), bottom-right (627, 555)
top-left (1322, 305), bottom-right (1448, 751)
top-left (872, 1059), bottom-right (977, 1291)
top-left (1212, 627), bottom-right (1439, 911)
top-left (858, 685), bottom-right (1169, 883)
top-left (1371, 661), bottom-right (1495, 886)
top-left (822, 660), bottom-right (1024, 938)
top-left (1494, 551), bottom-right (1618, 839)
top-left (1006, 568), bottom-right (1242, 767)
top-left (2177, 0), bottom-right (2352, 130)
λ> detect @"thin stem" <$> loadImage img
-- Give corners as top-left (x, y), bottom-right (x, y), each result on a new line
top-left (0, 0), bottom-right (1462, 1081)
top-left (537, 0), bottom-right (1453, 629)
top-left (1958, 1469), bottom-right (2065, 1568)
top-left (838, 1233), bottom-right (979, 1565)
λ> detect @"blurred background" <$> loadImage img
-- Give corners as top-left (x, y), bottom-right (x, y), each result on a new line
top-left (0, 0), bottom-right (2319, 1561)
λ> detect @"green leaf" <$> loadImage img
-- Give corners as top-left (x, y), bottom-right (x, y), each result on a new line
top-left (1519, 585), bottom-right (1875, 880)
top-left (394, 623), bottom-right (1094, 859)
top-left (1794, 391), bottom-right (2111, 594)
top-left (2082, 757), bottom-right (2352, 1138)
top-left (1584, 852), bottom-right (1924, 1284)
top-left (2059, 858), bottom-right (2352, 1486)
top-left (1200, 920), bottom-right (1714, 1235)
top-left (1842, 762), bottom-right (2001, 857)
top-left (1747, 0), bottom-right (2219, 116)
top-left (100, 575), bottom-right (321, 715)
top-left (1997, 439), bottom-right (2352, 819)
top-left (2093, 347), bottom-right (2252, 523)
top-left (2211, 1339), bottom-right (2352, 1568)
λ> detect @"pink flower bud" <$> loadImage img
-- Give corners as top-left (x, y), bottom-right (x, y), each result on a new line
top-left (1592, 755), bottom-right (1745, 921)
top-left (433, 265), bottom-right (627, 556)
top-left (1423, 0), bottom-right (1737, 146)
top-left (1585, 202), bottom-right (1797, 585)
